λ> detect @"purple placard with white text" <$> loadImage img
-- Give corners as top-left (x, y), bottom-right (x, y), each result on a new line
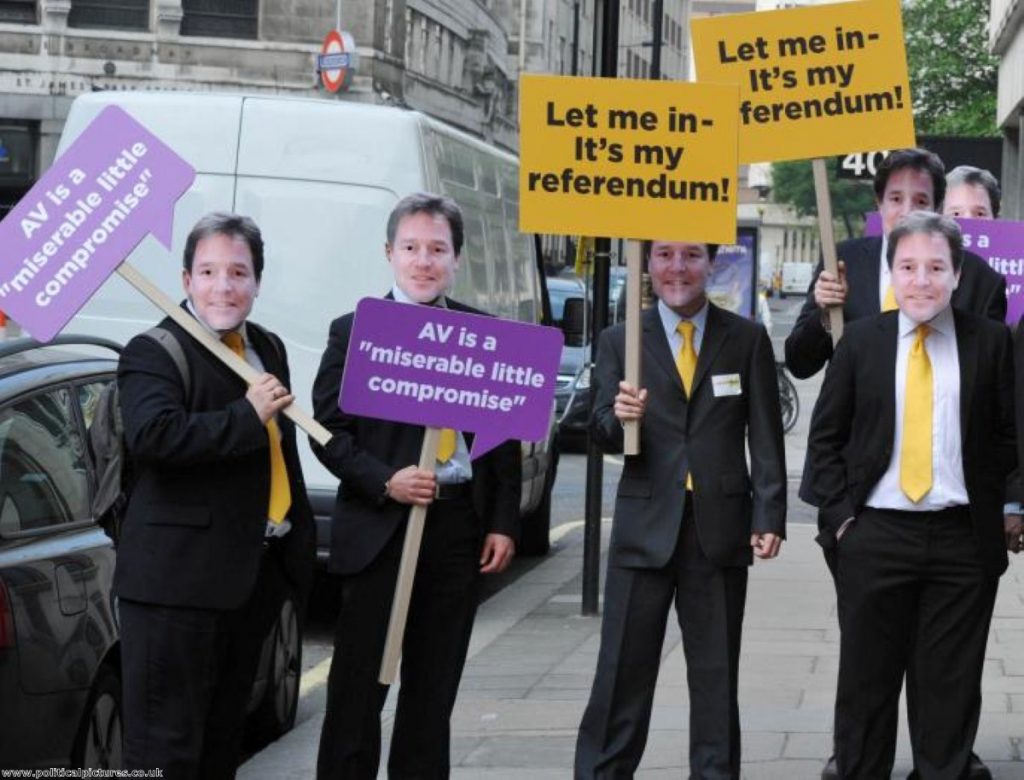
top-left (340, 298), bottom-right (564, 458)
top-left (865, 212), bottom-right (1024, 324)
top-left (0, 106), bottom-right (195, 341)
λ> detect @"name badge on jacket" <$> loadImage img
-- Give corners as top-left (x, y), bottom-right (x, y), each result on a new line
top-left (712, 373), bottom-right (742, 397)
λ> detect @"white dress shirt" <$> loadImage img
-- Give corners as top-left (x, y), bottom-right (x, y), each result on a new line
top-left (866, 306), bottom-right (968, 511)
top-left (657, 298), bottom-right (709, 358)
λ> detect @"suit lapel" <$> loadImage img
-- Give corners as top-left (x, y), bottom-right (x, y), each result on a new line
top-left (643, 306), bottom-right (684, 395)
top-left (877, 314), bottom-right (899, 437)
top-left (953, 310), bottom-right (977, 442)
top-left (692, 304), bottom-right (729, 396)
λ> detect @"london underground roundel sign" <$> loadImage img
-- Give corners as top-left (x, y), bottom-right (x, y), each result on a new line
top-left (319, 30), bottom-right (353, 93)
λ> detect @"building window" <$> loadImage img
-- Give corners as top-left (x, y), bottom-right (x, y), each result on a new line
top-left (181, 0), bottom-right (257, 40)
top-left (0, 0), bottom-right (36, 23)
top-left (404, 8), bottom-right (413, 66)
top-left (69, 0), bottom-right (148, 30)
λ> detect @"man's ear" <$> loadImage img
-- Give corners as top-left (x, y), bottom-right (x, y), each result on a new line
top-left (182, 268), bottom-right (192, 296)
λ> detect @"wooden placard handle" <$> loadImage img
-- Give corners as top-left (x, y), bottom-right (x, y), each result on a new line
top-left (378, 427), bottom-right (441, 684)
top-left (811, 158), bottom-right (843, 344)
top-left (623, 240), bottom-right (643, 455)
top-left (116, 262), bottom-right (331, 446)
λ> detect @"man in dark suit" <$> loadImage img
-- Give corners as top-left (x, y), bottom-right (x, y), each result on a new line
top-left (574, 239), bottom-right (787, 779)
top-left (313, 192), bottom-right (521, 779)
top-left (116, 212), bottom-right (315, 778)
top-left (785, 148), bottom-right (1006, 380)
top-left (801, 211), bottom-right (1016, 779)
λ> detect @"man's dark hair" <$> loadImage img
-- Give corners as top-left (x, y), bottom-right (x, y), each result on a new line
top-left (386, 192), bottom-right (464, 256)
top-left (885, 211), bottom-right (964, 273)
top-left (183, 212), bottom-right (265, 281)
top-left (873, 148), bottom-right (946, 207)
top-left (946, 165), bottom-right (1001, 217)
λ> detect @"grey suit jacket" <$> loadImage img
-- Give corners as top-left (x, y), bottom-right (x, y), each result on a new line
top-left (592, 303), bottom-right (786, 569)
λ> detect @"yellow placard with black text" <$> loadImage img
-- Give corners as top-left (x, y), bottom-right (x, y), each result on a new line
top-left (519, 75), bottom-right (739, 245)
top-left (692, 0), bottom-right (914, 163)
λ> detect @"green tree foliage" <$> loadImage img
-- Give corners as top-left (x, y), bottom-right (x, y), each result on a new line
top-left (903, 0), bottom-right (998, 136)
top-left (770, 160), bottom-right (876, 238)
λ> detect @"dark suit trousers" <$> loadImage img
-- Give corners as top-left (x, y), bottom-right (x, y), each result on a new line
top-left (575, 508), bottom-right (748, 780)
top-left (834, 507), bottom-right (998, 780)
top-left (317, 494), bottom-right (481, 780)
top-left (119, 548), bottom-right (282, 779)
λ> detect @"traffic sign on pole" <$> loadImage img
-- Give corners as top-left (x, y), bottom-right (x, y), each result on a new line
top-left (318, 30), bottom-right (356, 93)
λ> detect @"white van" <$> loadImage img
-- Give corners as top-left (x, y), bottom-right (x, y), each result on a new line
top-left (780, 261), bottom-right (814, 298)
top-left (56, 92), bottom-right (558, 556)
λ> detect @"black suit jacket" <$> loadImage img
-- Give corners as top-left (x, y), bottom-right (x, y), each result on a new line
top-left (800, 309), bottom-right (1016, 576)
top-left (592, 304), bottom-right (786, 569)
top-left (311, 296), bottom-right (521, 576)
top-left (114, 310), bottom-right (315, 610)
top-left (785, 236), bottom-right (1007, 379)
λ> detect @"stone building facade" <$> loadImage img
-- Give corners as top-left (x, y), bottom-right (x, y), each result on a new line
top-left (0, 0), bottom-right (529, 213)
top-left (990, 0), bottom-right (1024, 219)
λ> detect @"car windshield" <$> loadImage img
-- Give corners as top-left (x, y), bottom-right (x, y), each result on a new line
top-left (547, 284), bottom-right (582, 323)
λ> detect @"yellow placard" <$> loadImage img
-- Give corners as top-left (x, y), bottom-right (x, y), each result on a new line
top-left (519, 75), bottom-right (739, 245)
top-left (692, 0), bottom-right (914, 164)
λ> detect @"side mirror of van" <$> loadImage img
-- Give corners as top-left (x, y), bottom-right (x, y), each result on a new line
top-left (562, 297), bottom-right (588, 347)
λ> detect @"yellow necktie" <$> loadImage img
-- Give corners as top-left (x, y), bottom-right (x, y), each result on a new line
top-left (675, 320), bottom-right (697, 396)
top-left (676, 320), bottom-right (697, 491)
top-left (882, 285), bottom-right (898, 312)
top-left (437, 428), bottom-right (457, 463)
top-left (223, 331), bottom-right (291, 523)
top-left (900, 325), bottom-right (933, 503)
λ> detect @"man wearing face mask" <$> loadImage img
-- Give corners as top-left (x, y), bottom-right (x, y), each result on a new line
top-left (574, 239), bottom-right (786, 779)
top-left (785, 149), bottom-right (1006, 381)
top-left (943, 165), bottom-right (1002, 220)
top-left (312, 192), bottom-right (521, 779)
top-left (116, 212), bottom-right (315, 778)
top-left (801, 212), bottom-right (1016, 779)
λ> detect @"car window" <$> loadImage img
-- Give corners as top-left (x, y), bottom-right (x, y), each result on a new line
top-left (0, 387), bottom-right (90, 534)
top-left (76, 380), bottom-right (111, 429)
top-left (547, 284), bottom-right (582, 323)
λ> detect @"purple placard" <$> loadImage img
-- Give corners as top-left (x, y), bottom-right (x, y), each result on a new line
top-left (340, 298), bottom-right (564, 458)
top-left (0, 106), bottom-right (195, 341)
top-left (865, 212), bottom-right (1024, 325)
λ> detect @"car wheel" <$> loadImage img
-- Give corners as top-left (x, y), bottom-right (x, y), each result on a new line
top-left (74, 664), bottom-right (123, 769)
top-left (248, 593), bottom-right (302, 743)
top-left (519, 440), bottom-right (559, 556)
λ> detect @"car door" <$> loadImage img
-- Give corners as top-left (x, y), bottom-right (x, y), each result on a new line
top-left (0, 383), bottom-right (113, 695)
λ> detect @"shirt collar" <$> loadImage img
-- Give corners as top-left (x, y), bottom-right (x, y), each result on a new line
top-left (898, 304), bottom-right (954, 339)
top-left (392, 285), bottom-right (448, 308)
top-left (658, 297), bottom-right (709, 336)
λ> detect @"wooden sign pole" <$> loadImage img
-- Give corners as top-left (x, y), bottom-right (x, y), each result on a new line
top-left (623, 240), bottom-right (643, 455)
top-left (116, 262), bottom-right (331, 446)
top-left (811, 158), bottom-right (844, 345)
top-left (379, 427), bottom-right (441, 684)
